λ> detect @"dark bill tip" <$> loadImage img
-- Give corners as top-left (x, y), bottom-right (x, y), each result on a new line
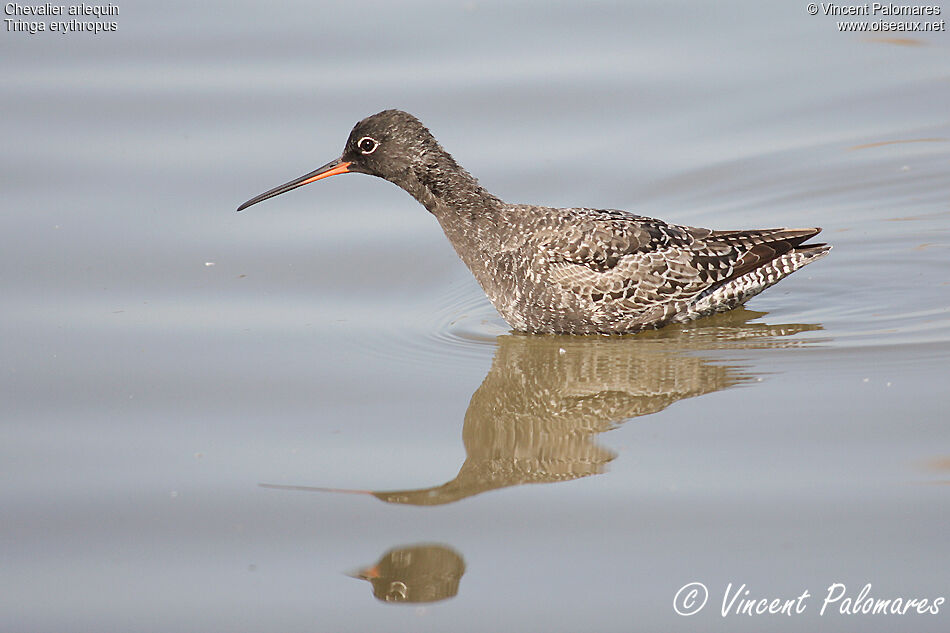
top-left (236, 158), bottom-right (351, 212)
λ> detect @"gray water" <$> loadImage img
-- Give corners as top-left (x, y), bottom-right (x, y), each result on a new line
top-left (2, 1), bottom-right (949, 631)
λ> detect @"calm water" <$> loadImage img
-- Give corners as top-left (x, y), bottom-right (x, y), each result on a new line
top-left (3, 1), bottom-right (949, 631)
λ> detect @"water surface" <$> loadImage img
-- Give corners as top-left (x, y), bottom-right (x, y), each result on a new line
top-left (2, 2), bottom-right (948, 631)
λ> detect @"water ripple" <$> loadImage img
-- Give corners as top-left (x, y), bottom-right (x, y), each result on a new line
top-left (346, 280), bottom-right (506, 370)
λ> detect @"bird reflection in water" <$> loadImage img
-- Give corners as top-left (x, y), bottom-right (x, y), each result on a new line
top-left (350, 543), bottom-right (466, 604)
top-left (262, 308), bottom-right (823, 505)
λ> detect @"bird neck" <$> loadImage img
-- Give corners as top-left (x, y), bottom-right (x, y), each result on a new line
top-left (401, 152), bottom-right (503, 217)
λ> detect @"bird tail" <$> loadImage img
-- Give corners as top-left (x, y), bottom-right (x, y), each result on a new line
top-left (684, 228), bottom-right (830, 320)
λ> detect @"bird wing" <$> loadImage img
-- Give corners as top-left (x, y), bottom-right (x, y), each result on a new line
top-left (531, 210), bottom-right (711, 307)
top-left (534, 209), bottom-right (820, 310)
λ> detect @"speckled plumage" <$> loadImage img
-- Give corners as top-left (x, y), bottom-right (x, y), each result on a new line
top-left (238, 109), bottom-right (830, 334)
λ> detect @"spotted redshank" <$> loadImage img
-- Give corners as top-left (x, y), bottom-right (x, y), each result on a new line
top-left (237, 110), bottom-right (830, 334)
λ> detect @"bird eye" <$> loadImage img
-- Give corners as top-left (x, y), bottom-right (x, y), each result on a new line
top-left (358, 136), bottom-right (379, 154)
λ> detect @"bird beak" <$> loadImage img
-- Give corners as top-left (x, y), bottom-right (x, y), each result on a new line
top-left (236, 157), bottom-right (351, 212)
